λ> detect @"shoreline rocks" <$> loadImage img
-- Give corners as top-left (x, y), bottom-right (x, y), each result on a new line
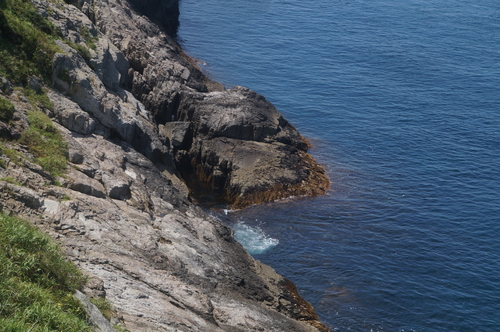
top-left (58, 0), bottom-right (329, 209)
top-left (1, 0), bottom-right (331, 330)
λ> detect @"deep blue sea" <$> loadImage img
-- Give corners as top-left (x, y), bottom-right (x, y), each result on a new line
top-left (177, 1), bottom-right (500, 331)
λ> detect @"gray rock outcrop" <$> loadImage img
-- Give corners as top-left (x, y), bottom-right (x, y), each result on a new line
top-left (57, 0), bottom-right (329, 208)
top-left (174, 86), bottom-right (329, 208)
top-left (0, 0), bottom-right (331, 331)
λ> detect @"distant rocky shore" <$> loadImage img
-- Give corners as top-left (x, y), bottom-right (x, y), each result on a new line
top-left (0, 0), bottom-right (330, 331)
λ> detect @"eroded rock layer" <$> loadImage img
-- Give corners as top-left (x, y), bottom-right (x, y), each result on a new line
top-left (52, 0), bottom-right (329, 208)
top-left (0, 0), bottom-right (331, 331)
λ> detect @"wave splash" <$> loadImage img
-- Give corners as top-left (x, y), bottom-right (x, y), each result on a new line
top-left (232, 222), bottom-right (279, 255)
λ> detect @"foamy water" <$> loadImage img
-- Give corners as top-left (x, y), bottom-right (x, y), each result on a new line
top-left (232, 221), bottom-right (279, 255)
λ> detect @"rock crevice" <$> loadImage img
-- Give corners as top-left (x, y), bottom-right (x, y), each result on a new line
top-left (0, 0), bottom-right (331, 331)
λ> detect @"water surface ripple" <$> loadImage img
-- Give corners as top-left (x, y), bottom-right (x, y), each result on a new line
top-left (179, 0), bottom-right (500, 331)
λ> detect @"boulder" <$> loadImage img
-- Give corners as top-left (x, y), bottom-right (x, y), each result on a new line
top-left (49, 91), bottom-right (95, 135)
top-left (91, 38), bottom-right (129, 91)
top-left (0, 77), bottom-right (13, 95)
top-left (159, 121), bottom-right (191, 148)
top-left (68, 168), bottom-right (107, 198)
top-left (173, 86), bottom-right (329, 208)
top-left (102, 172), bottom-right (131, 200)
top-left (177, 87), bottom-right (283, 142)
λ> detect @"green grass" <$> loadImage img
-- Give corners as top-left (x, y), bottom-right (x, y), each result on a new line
top-left (59, 194), bottom-right (71, 201)
top-left (24, 87), bottom-right (53, 112)
top-left (0, 176), bottom-right (22, 186)
top-left (0, 142), bottom-right (22, 165)
top-left (63, 25), bottom-right (98, 69)
top-left (90, 297), bottom-right (113, 320)
top-left (114, 324), bottom-right (132, 332)
top-left (19, 110), bottom-right (67, 178)
top-left (0, 212), bottom-right (93, 331)
top-left (0, 0), bottom-right (69, 179)
top-left (0, 96), bottom-right (15, 122)
top-left (79, 26), bottom-right (97, 50)
top-left (0, 0), bottom-right (61, 84)
top-left (65, 40), bottom-right (92, 67)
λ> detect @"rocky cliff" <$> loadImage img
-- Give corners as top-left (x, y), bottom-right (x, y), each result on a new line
top-left (0, 0), bottom-right (330, 331)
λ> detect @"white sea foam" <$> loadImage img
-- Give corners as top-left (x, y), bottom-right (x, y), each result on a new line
top-left (223, 208), bottom-right (237, 215)
top-left (232, 222), bottom-right (279, 255)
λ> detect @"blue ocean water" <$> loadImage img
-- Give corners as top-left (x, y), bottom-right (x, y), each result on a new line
top-left (178, 0), bottom-right (500, 331)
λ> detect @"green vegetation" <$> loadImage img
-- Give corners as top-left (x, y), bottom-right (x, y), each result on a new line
top-left (19, 110), bottom-right (67, 178)
top-left (64, 26), bottom-right (98, 68)
top-left (65, 40), bottom-right (92, 66)
top-left (0, 143), bottom-right (22, 165)
top-left (113, 324), bottom-right (132, 332)
top-left (90, 297), bottom-right (113, 320)
top-left (58, 67), bottom-right (72, 85)
top-left (0, 0), bottom-right (61, 84)
top-left (0, 212), bottom-right (92, 331)
top-left (80, 26), bottom-right (97, 50)
top-left (24, 87), bottom-right (53, 111)
top-left (60, 194), bottom-right (71, 201)
top-left (0, 96), bottom-right (15, 121)
top-left (0, 176), bottom-right (22, 186)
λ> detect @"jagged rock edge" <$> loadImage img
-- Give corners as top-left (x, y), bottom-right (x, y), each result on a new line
top-left (0, 0), bottom-right (332, 331)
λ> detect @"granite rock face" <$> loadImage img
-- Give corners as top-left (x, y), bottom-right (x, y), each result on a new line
top-left (0, 125), bottom-right (328, 331)
top-left (174, 86), bottom-right (329, 207)
top-left (62, 0), bottom-right (329, 208)
top-left (0, 0), bottom-right (331, 331)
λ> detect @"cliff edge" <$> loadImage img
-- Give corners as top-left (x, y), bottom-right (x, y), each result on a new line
top-left (0, 0), bottom-right (330, 331)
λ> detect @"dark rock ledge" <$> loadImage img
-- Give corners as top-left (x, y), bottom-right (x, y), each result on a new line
top-left (0, 0), bottom-right (331, 331)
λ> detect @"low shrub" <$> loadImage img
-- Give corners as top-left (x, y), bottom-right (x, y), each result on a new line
top-left (19, 110), bottom-right (67, 178)
top-left (0, 96), bottom-right (15, 121)
top-left (79, 26), bottom-right (97, 50)
top-left (90, 297), bottom-right (113, 320)
top-left (65, 40), bottom-right (93, 68)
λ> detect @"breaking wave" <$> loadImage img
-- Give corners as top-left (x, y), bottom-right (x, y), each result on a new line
top-left (232, 222), bottom-right (279, 255)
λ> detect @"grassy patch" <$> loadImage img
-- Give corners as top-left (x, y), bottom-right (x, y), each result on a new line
top-left (0, 176), bottom-right (22, 186)
top-left (65, 40), bottom-right (92, 67)
top-left (89, 297), bottom-right (113, 321)
top-left (24, 87), bottom-right (52, 112)
top-left (64, 25), bottom-right (98, 68)
top-left (0, 0), bottom-right (61, 85)
top-left (0, 142), bottom-right (22, 165)
top-left (0, 96), bottom-right (15, 122)
top-left (114, 324), bottom-right (132, 332)
top-left (0, 212), bottom-right (92, 331)
top-left (58, 67), bottom-right (72, 85)
top-left (19, 110), bottom-right (67, 178)
top-left (79, 26), bottom-right (97, 50)
top-left (59, 194), bottom-right (71, 201)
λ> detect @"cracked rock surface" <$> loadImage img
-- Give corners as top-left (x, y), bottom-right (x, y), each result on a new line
top-left (0, 0), bottom-right (330, 331)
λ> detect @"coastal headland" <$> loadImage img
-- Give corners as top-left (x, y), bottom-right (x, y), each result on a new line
top-left (0, 0), bottom-right (330, 330)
